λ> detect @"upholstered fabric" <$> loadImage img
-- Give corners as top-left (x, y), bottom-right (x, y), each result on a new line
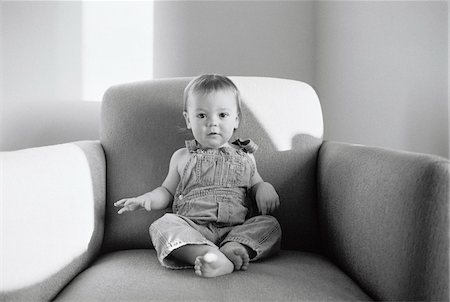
top-left (54, 250), bottom-right (371, 301)
top-left (318, 141), bottom-right (449, 301)
top-left (1, 141), bottom-right (106, 301)
top-left (100, 77), bottom-right (324, 253)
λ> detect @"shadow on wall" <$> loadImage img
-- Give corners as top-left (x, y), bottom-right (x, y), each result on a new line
top-left (403, 90), bottom-right (449, 158)
top-left (2, 101), bottom-right (101, 151)
top-left (1, 2), bottom-right (101, 151)
top-left (152, 1), bottom-right (315, 82)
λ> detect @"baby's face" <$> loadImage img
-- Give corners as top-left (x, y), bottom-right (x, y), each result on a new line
top-left (184, 90), bottom-right (239, 149)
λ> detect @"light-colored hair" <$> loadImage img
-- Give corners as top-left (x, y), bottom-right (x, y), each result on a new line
top-left (183, 74), bottom-right (242, 117)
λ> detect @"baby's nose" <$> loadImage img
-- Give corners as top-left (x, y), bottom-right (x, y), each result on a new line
top-left (207, 116), bottom-right (219, 126)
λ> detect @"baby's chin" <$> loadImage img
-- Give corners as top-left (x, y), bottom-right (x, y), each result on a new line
top-left (197, 136), bottom-right (230, 149)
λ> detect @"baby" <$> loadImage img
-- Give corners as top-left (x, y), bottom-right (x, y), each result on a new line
top-left (114, 74), bottom-right (282, 278)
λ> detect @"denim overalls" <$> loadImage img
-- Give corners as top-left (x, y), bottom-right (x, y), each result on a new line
top-left (149, 139), bottom-right (282, 269)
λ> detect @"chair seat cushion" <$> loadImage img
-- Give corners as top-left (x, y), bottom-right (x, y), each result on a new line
top-left (55, 250), bottom-right (372, 301)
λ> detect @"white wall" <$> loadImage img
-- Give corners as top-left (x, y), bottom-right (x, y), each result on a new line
top-left (0, 3), bottom-right (3, 149)
top-left (315, 1), bottom-right (448, 157)
top-left (1, 1), bottom-right (448, 158)
top-left (0, 1), bottom-right (155, 151)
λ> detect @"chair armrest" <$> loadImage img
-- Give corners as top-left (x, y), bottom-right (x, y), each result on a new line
top-left (317, 141), bottom-right (449, 301)
top-left (1, 141), bottom-right (106, 301)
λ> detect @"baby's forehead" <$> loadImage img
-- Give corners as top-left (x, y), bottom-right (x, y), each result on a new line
top-left (188, 90), bottom-right (238, 106)
top-left (190, 88), bottom-right (235, 98)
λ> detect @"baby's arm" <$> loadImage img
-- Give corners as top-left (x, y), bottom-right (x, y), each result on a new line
top-left (115, 149), bottom-right (183, 214)
top-left (248, 154), bottom-right (280, 215)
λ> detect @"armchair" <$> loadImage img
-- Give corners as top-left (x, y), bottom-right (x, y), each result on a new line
top-left (2, 77), bottom-right (448, 301)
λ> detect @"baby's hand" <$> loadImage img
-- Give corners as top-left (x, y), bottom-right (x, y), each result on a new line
top-left (255, 182), bottom-right (280, 215)
top-left (114, 198), bottom-right (145, 214)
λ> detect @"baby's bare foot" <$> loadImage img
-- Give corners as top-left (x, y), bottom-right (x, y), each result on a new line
top-left (220, 242), bottom-right (251, 271)
top-left (194, 251), bottom-right (234, 278)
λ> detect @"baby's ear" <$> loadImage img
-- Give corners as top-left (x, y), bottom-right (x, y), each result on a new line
top-left (234, 114), bottom-right (240, 130)
top-left (183, 111), bottom-right (191, 129)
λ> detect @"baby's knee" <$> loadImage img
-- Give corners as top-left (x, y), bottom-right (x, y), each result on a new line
top-left (254, 215), bottom-right (281, 228)
top-left (150, 213), bottom-right (179, 232)
top-left (155, 213), bottom-right (179, 223)
top-left (256, 215), bottom-right (282, 241)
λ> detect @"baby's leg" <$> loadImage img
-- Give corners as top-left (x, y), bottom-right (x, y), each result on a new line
top-left (171, 244), bottom-right (234, 278)
top-left (222, 215), bottom-right (282, 267)
top-left (219, 242), bottom-right (253, 271)
top-left (150, 214), bottom-right (215, 270)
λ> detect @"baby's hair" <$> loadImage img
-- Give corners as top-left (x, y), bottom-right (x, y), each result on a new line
top-left (183, 74), bottom-right (242, 118)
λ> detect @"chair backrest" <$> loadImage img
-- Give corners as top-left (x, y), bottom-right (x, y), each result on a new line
top-left (100, 76), bottom-right (324, 253)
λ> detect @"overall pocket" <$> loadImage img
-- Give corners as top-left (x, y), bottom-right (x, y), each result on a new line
top-left (225, 158), bottom-right (245, 186)
top-left (216, 195), bottom-right (247, 226)
top-left (174, 193), bottom-right (218, 223)
top-left (195, 155), bottom-right (217, 186)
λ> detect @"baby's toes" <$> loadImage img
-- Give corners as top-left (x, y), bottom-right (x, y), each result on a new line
top-left (241, 259), bottom-right (249, 271)
top-left (234, 249), bottom-right (250, 270)
top-left (232, 255), bottom-right (243, 270)
top-left (240, 249), bottom-right (250, 263)
top-left (194, 257), bottom-right (203, 276)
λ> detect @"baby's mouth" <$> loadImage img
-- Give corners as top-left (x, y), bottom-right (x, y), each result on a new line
top-left (208, 132), bottom-right (220, 136)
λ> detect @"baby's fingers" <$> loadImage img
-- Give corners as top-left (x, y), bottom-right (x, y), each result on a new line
top-left (117, 206), bottom-right (129, 214)
top-left (258, 201), bottom-right (268, 215)
top-left (273, 196), bottom-right (280, 210)
top-left (267, 202), bottom-right (274, 214)
top-left (266, 197), bottom-right (279, 214)
top-left (114, 198), bottom-right (129, 207)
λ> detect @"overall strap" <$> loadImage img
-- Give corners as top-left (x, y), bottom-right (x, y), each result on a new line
top-left (185, 139), bottom-right (258, 153)
top-left (185, 139), bottom-right (201, 153)
top-left (231, 139), bottom-right (258, 154)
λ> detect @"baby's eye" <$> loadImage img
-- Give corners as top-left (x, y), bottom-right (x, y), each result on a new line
top-left (197, 113), bottom-right (206, 119)
top-left (219, 113), bottom-right (229, 118)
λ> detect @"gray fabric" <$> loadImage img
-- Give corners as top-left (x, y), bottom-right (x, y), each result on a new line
top-left (7, 76), bottom-right (449, 301)
top-left (74, 140), bottom-right (107, 253)
top-left (100, 78), bottom-right (322, 253)
top-left (3, 141), bottom-right (106, 302)
top-left (318, 141), bottom-right (449, 301)
top-left (54, 250), bottom-right (372, 302)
